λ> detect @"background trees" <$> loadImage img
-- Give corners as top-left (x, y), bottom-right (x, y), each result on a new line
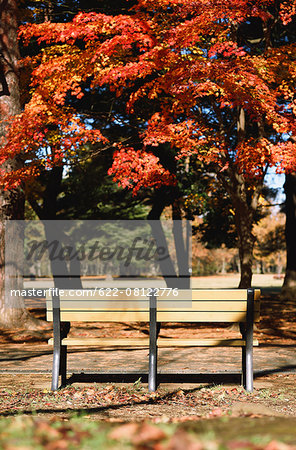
top-left (0, 1), bottom-right (295, 301)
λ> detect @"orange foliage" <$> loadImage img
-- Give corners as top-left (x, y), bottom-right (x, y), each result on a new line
top-left (0, 93), bottom-right (107, 187)
top-left (0, 1), bottom-right (295, 191)
top-left (108, 147), bottom-right (176, 195)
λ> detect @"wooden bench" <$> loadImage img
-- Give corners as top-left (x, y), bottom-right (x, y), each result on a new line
top-left (46, 288), bottom-right (260, 392)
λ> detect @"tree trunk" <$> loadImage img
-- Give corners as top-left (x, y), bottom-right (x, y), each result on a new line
top-left (0, 0), bottom-right (41, 328)
top-left (172, 202), bottom-right (191, 288)
top-left (29, 166), bottom-right (83, 290)
top-left (234, 204), bottom-right (255, 288)
top-left (147, 191), bottom-right (177, 287)
top-left (281, 173), bottom-right (296, 300)
top-left (219, 167), bottom-right (258, 289)
top-left (147, 188), bottom-right (191, 288)
top-left (233, 108), bottom-right (255, 287)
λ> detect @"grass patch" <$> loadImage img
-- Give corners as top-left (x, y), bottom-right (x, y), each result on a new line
top-left (0, 416), bottom-right (296, 449)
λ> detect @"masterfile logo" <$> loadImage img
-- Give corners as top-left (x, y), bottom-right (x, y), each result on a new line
top-left (26, 236), bottom-right (169, 266)
top-left (5, 220), bottom-right (192, 306)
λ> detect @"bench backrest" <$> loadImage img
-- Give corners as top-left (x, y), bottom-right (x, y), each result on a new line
top-left (46, 288), bottom-right (260, 323)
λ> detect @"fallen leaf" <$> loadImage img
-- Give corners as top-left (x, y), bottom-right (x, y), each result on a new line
top-left (207, 408), bottom-right (224, 418)
top-left (45, 439), bottom-right (69, 450)
top-left (132, 423), bottom-right (167, 445)
top-left (162, 429), bottom-right (203, 450)
top-left (265, 441), bottom-right (294, 450)
top-left (109, 423), bottom-right (139, 440)
top-left (35, 421), bottom-right (61, 439)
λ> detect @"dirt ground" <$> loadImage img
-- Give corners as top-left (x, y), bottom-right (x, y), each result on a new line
top-left (0, 372), bottom-right (296, 422)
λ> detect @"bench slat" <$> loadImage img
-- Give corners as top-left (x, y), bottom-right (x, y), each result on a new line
top-left (157, 338), bottom-right (259, 346)
top-left (47, 310), bottom-right (259, 322)
top-left (46, 289), bottom-right (260, 302)
top-left (47, 337), bottom-right (259, 347)
top-left (191, 290), bottom-right (249, 300)
top-left (48, 338), bottom-right (149, 346)
top-left (47, 300), bottom-right (259, 312)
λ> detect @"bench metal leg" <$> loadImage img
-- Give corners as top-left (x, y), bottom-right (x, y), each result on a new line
top-left (51, 294), bottom-right (61, 391)
top-left (52, 321), bottom-right (69, 390)
top-left (242, 289), bottom-right (254, 392)
top-left (242, 335), bottom-right (253, 392)
top-left (52, 343), bottom-right (61, 391)
top-left (52, 341), bottom-right (68, 390)
top-left (245, 336), bottom-right (253, 392)
top-left (60, 345), bottom-right (67, 387)
top-left (148, 346), bottom-right (157, 392)
top-left (241, 345), bottom-right (246, 387)
top-left (148, 293), bottom-right (157, 392)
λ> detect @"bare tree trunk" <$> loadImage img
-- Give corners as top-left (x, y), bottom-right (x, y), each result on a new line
top-left (233, 200), bottom-right (255, 288)
top-left (0, 0), bottom-right (40, 328)
top-left (219, 166), bottom-right (260, 289)
top-left (281, 173), bottom-right (296, 300)
top-left (29, 166), bottom-right (83, 290)
top-left (172, 201), bottom-right (191, 289)
top-left (230, 108), bottom-right (260, 288)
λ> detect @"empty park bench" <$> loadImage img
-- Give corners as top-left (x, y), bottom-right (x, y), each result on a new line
top-left (46, 287), bottom-right (260, 392)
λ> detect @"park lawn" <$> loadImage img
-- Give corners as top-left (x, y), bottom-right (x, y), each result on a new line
top-left (1, 415), bottom-right (296, 449)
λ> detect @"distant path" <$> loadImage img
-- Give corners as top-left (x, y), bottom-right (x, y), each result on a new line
top-left (191, 274), bottom-right (283, 289)
top-left (23, 274), bottom-right (284, 290)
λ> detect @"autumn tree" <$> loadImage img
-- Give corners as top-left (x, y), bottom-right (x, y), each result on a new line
top-left (0, 0), bottom-right (40, 328)
top-left (0, 0), bottom-right (296, 289)
top-left (106, 0), bottom-right (296, 287)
